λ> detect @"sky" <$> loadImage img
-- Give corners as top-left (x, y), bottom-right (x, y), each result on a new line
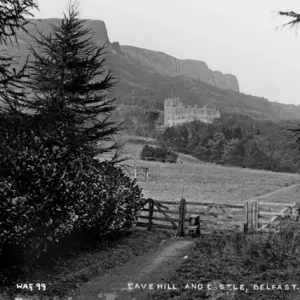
top-left (32, 0), bottom-right (300, 105)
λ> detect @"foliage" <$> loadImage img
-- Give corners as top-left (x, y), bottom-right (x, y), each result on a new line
top-left (158, 115), bottom-right (300, 173)
top-left (0, 0), bottom-right (37, 113)
top-left (222, 138), bottom-right (245, 167)
top-left (279, 11), bottom-right (300, 30)
top-left (0, 124), bottom-right (143, 282)
top-left (140, 144), bottom-right (178, 163)
top-left (21, 2), bottom-right (119, 157)
top-left (114, 105), bottom-right (162, 138)
top-left (0, 0), bottom-right (143, 288)
top-left (147, 224), bottom-right (300, 300)
top-left (244, 141), bottom-right (271, 170)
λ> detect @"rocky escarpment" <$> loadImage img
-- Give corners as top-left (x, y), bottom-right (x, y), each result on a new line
top-left (121, 45), bottom-right (240, 92)
top-left (9, 19), bottom-right (111, 64)
top-left (12, 19), bottom-right (239, 92)
top-left (28, 18), bottom-right (110, 46)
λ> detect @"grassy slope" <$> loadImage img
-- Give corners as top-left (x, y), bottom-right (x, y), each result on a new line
top-left (118, 135), bottom-right (299, 204)
top-left (145, 232), bottom-right (300, 300)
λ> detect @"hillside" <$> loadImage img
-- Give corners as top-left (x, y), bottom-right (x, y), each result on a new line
top-left (7, 18), bottom-right (300, 121)
top-left (121, 45), bottom-right (239, 92)
top-left (109, 135), bottom-right (300, 203)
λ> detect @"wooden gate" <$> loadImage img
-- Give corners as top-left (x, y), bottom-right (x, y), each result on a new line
top-left (136, 198), bottom-right (180, 232)
top-left (136, 198), bottom-right (246, 235)
top-left (185, 200), bottom-right (245, 233)
top-left (246, 200), bottom-right (296, 232)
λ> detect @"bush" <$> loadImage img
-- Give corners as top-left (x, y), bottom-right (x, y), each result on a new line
top-left (0, 131), bottom-right (143, 278)
top-left (140, 144), bottom-right (178, 163)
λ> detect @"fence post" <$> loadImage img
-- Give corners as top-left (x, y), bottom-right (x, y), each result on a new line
top-left (252, 202), bottom-right (255, 232)
top-left (148, 199), bottom-right (154, 231)
top-left (178, 198), bottom-right (186, 237)
top-left (248, 202), bottom-right (253, 232)
top-left (252, 201), bottom-right (258, 232)
top-left (244, 202), bottom-right (248, 234)
top-left (256, 201), bottom-right (259, 231)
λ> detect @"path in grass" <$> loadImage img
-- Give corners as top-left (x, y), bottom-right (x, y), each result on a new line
top-left (71, 236), bottom-right (194, 300)
top-left (245, 183), bottom-right (299, 204)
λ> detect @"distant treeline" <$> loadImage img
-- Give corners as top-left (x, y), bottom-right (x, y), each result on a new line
top-left (157, 113), bottom-right (300, 173)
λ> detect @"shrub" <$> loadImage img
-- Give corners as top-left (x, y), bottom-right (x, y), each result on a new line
top-left (140, 144), bottom-right (178, 163)
top-left (0, 131), bottom-right (143, 278)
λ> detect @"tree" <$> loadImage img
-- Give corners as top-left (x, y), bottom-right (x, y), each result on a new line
top-left (0, 0), bottom-right (37, 114)
top-left (22, 1), bottom-right (119, 157)
top-left (221, 138), bottom-right (245, 167)
top-left (186, 134), bottom-right (200, 153)
top-left (278, 11), bottom-right (300, 30)
top-left (244, 141), bottom-right (270, 170)
top-left (144, 110), bottom-right (160, 137)
top-left (208, 132), bottom-right (226, 162)
top-left (277, 11), bottom-right (300, 156)
top-left (162, 126), bottom-right (177, 148)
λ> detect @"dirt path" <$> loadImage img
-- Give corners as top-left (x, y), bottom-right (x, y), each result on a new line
top-left (244, 183), bottom-right (299, 203)
top-left (71, 237), bottom-right (194, 300)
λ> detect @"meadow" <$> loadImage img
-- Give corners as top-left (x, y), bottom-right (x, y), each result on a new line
top-left (119, 135), bottom-right (300, 205)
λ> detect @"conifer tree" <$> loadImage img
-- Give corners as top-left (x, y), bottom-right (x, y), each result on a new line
top-left (278, 11), bottom-right (300, 149)
top-left (0, 0), bottom-right (37, 114)
top-left (244, 141), bottom-right (269, 170)
top-left (221, 138), bottom-right (245, 167)
top-left (22, 1), bottom-right (119, 157)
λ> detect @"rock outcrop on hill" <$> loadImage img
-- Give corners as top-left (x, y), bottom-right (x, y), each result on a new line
top-left (13, 19), bottom-right (239, 92)
top-left (8, 18), bottom-right (111, 64)
top-left (121, 45), bottom-right (240, 92)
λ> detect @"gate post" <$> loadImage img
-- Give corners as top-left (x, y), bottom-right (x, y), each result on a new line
top-left (148, 199), bottom-right (154, 231)
top-left (248, 202), bottom-right (253, 232)
top-left (255, 201), bottom-right (259, 231)
top-left (244, 202), bottom-right (248, 234)
top-left (252, 201), bottom-right (258, 232)
top-left (178, 198), bottom-right (186, 237)
top-left (252, 202), bottom-right (255, 232)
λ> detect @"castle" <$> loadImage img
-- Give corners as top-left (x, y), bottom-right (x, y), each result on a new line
top-left (164, 97), bottom-right (220, 127)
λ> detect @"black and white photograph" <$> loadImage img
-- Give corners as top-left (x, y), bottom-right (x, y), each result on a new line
top-left (1, 0), bottom-right (300, 299)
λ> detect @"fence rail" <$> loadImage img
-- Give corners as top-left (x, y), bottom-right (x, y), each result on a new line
top-left (136, 197), bottom-right (298, 235)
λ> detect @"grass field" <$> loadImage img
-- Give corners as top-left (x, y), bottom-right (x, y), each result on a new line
top-left (118, 135), bottom-right (300, 204)
top-left (145, 230), bottom-right (300, 300)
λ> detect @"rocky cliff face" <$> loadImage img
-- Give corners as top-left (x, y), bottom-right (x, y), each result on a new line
top-left (10, 18), bottom-right (111, 63)
top-left (121, 45), bottom-right (240, 92)
top-left (14, 19), bottom-right (239, 92)
top-left (28, 18), bottom-right (110, 46)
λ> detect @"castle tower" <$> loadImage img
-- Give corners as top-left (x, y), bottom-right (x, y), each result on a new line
top-left (164, 97), bottom-right (176, 127)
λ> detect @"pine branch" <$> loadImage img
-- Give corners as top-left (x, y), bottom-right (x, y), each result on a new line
top-left (0, 0), bottom-right (38, 114)
top-left (279, 11), bottom-right (300, 29)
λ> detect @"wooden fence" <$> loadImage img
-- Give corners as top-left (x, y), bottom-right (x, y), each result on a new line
top-left (136, 198), bottom-right (297, 235)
